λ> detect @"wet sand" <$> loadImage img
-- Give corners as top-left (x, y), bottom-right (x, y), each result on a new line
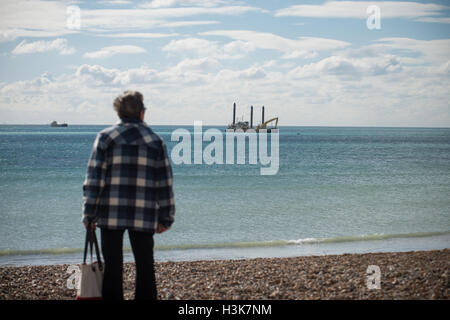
top-left (0, 249), bottom-right (448, 300)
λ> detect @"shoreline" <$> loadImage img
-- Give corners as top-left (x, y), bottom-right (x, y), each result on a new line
top-left (1, 249), bottom-right (448, 300)
top-left (2, 232), bottom-right (449, 268)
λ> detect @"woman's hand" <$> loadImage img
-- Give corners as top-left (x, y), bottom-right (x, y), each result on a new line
top-left (84, 222), bottom-right (96, 230)
top-left (156, 223), bottom-right (169, 234)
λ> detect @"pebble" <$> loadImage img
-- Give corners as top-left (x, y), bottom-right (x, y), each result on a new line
top-left (0, 249), bottom-right (449, 300)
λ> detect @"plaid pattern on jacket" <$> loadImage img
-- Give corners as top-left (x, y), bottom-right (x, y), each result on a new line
top-left (82, 118), bottom-right (175, 232)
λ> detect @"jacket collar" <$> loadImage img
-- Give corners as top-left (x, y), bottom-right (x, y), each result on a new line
top-left (117, 117), bottom-right (144, 125)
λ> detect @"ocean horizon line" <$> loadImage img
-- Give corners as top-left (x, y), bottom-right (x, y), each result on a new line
top-left (1, 124), bottom-right (450, 129)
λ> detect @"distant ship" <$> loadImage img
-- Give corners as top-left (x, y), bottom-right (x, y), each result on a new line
top-left (50, 121), bottom-right (68, 127)
top-left (227, 103), bottom-right (278, 133)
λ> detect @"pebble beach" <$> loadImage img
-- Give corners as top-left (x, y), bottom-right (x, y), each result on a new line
top-left (0, 249), bottom-right (448, 300)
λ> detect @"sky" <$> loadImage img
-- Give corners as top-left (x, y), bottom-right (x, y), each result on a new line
top-left (0, 0), bottom-right (449, 126)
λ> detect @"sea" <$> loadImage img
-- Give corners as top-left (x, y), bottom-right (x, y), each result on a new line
top-left (0, 125), bottom-right (449, 266)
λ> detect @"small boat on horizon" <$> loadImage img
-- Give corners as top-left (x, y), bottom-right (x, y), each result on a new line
top-left (50, 121), bottom-right (68, 127)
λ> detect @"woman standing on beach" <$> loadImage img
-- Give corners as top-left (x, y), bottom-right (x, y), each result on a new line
top-left (82, 90), bottom-right (175, 300)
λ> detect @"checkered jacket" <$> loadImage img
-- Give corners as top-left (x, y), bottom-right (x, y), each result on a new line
top-left (82, 118), bottom-right (175, 233)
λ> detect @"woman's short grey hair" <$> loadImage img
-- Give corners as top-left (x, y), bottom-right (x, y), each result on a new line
top-left (113, 90), bottom-right (146, 120)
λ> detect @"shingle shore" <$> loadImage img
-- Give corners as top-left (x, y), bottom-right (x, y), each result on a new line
top-left (0, 249), bottom-right (448, 300)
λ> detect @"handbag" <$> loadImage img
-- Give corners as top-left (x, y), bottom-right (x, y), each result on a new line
top-left (76, 225), bottom-right (104, 300)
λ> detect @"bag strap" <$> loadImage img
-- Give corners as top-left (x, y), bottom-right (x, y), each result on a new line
top-left (82, 225), bottom-right (91, 265)
top-left (82, 224), bottom-right (103, 271)
top-left (91, 228), bottom-right (103, 271)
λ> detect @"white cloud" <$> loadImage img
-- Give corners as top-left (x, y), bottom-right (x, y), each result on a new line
top-left (75, 64), bottom-right (120, 84)
top-left (282, 50), bottom-right (317, 60)
top-left (163, 38), bottom-right (218, 55)
top-left (200, 30), bottom-right (350, 58)
top-left (335, 42), bottom-right (440, 71)
top-left (12, 38), bottom-right (75, 55)
top-left (141, 0), bottom-right (241, 9)
top-left (81, 5), bottom-right (262, 32)
top-left (289, 55), bottom-right (403, 80)
top-left (313, 56), bottom-right (361, 77)
top-left (223, 40), bottom-right (255, 55)
top-left (238, 65), bottom-right (267, 80)
top-left (162, 37), bottom-right (254, 59)
top-left (0, 29), bottom-right (18, 42)
top-left (159, 57), bottom-right (220, 84)
top-left (373, 38), bottom-right (450, 63)
top-left (0, 0), bottom-right (262, 41)
top-left (0, 29), bottom-right (79, 43)
top-left (162, 20), bottom-right (220, 27)
top-left (143, 0), bottom-right (178, 8)
top-left (275, 1), bottom-right (447, 20)
top-left (1, 32), bottom-right (450, 127)
top-left (98, 0), bottom-right (132, 5)
top-left (83, 45), bottom-right (147, 59)
top-left (113, 66), bottom-right (161, 85)
top-left (438, 60), bottom-right (450, 74)
top-left (416, 17), bottom-right (450, 24)
top-left (171, 57), bottom-right (220, 72)
top-left (100, 32), bottom-right (180, 38)
top-left (92, 22), bottom-right (219, 37)
top-left (0, 1), bottom-right (76, 41)
top-left (75, 64), bottom-right (163, 86)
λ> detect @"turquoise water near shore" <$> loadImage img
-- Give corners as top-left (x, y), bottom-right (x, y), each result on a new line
top-left (0, 125), bottom-right (449, 265)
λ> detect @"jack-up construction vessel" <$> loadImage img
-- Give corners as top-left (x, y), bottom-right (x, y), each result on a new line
top-left (227, 103), bottom-right (278, 133)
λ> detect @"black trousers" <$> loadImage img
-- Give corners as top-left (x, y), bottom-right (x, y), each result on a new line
top-left (100, 228), bottom-right (157, 300)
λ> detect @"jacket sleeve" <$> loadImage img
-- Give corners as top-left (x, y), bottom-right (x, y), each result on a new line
top-left (155, 140), bottom-right (175, 228)
top-left (82, 133), bottom-right (107, 224)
